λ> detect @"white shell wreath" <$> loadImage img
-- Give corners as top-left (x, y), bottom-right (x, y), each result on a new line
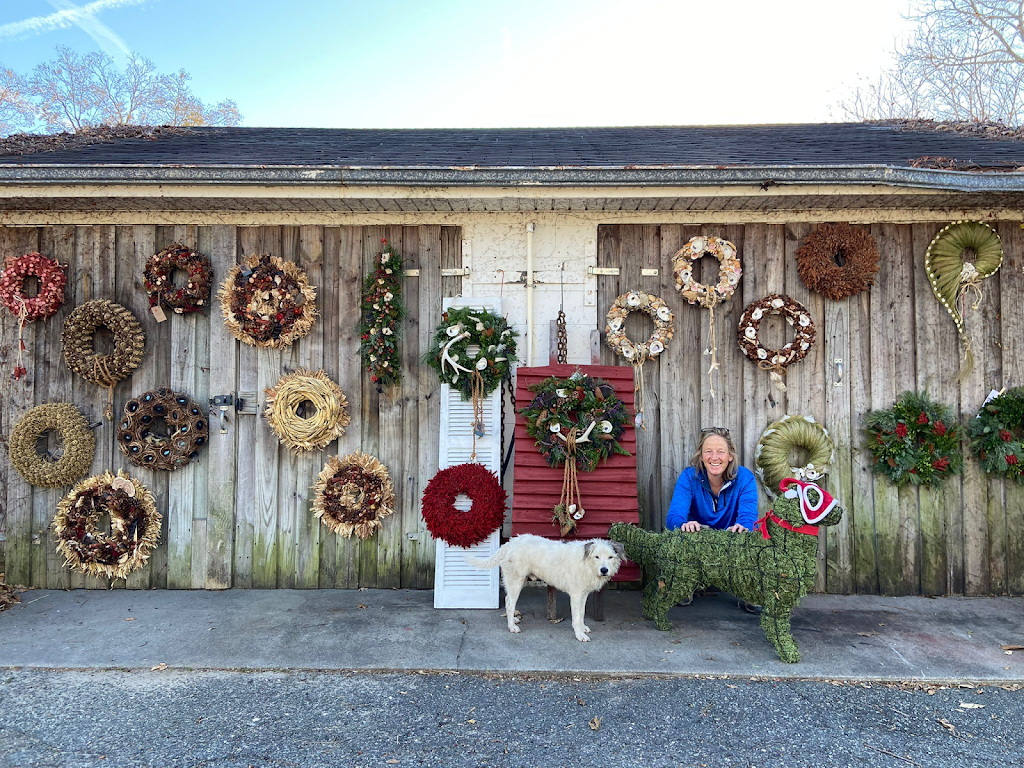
top-left (605, 290), bottom-right (674, 430)
top-left (737, 294), bottom-right (816, 395)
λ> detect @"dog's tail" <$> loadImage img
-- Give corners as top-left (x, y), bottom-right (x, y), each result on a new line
top-left (465, 543), bottom-right (507, 570)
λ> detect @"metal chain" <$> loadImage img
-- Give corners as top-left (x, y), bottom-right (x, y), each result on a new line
top-left (556, 310), bottom-right (568, 365)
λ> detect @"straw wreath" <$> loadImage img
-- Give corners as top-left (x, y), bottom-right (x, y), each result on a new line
top-left (10, 402), bottom-right (95, 488)
top-left (264, 369), bottom-right (350, 452)
top-left (754, 414), bottom-right (834, 497)
top-left (313, 452), bottom-right (395, 539)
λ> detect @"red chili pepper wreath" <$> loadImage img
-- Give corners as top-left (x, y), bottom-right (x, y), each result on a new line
top-left (421, 463), bottom-right (507, 548)
top-left (0, 252), bottom-right (67, 381)
top-left (143, 243), bottom-right (213, 315)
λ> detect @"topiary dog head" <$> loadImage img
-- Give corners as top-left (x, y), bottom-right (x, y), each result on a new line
top-left (772, 478), bottom-right (844, 529)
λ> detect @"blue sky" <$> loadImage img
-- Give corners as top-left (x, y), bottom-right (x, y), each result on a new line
top-left (0, 0), bottom-right (914, 128)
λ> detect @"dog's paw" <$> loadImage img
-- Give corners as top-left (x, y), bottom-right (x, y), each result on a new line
top-left (582, 624), bottom-right (592, 634)
top-left (575, 631), bottom-right (590, 642)
top-left (513, 614), bottom-right (521, 624)
top-left (508, 624), bottom-right (522, 634)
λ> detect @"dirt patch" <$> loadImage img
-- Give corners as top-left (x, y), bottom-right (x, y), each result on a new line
top-left (0, 125), bottom-right (189, 158)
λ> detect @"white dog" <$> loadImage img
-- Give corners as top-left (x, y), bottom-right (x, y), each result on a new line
top-left (469, 534), bottom-right (624, 642)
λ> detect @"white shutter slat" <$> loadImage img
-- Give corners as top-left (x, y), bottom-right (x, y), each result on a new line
top-left (433, 297), bottom-right (504, 609)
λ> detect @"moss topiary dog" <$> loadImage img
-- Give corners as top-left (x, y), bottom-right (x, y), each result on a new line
top-left (610, 479), bottom-right (843, 663)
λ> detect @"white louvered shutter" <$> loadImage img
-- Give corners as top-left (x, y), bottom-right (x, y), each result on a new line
top-left (433, 297), bottom-right (505, 609)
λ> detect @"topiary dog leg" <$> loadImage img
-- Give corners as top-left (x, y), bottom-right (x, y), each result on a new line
top-left (760, 608), bottom-right (800, 663)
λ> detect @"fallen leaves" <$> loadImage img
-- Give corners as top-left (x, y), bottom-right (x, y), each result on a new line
top-left (958, 702), bottom-right (984, 710)
top-left (1001, 644), bottom-right (1023, 652)
top-left (0, 574), bottom-right (20, 612)
top-left (589, 717), bottom-right (601, 731)
top-left (150, 662), bottom-right (168, 671)
top-left (938, 718), bottom-right (957, 735)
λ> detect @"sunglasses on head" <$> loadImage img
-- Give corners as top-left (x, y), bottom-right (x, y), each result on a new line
top-left (700, 426), bottom-right (731, 438)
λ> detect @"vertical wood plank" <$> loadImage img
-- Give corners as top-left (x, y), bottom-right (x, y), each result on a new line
top-left (637, 224), bottom-right (662, 531)
top-left (1000, 222), bottom-right (1024, 595)
top-left (188, 225), bottom-right (211, 590)
top-left (657, 225), bottom-right (687, 530)
top-left (275, 226), bottom-right (301, 589)
top-left (316, 226), bottom-right (340, 588)
top-left (358, 225), bottom-right (381, 587)
top-left (850, 281), bottom-right (880, 595)
top-left (398, 225), bottom-right (423, 588)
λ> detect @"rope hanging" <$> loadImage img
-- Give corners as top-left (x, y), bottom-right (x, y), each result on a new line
top-left (631, 349), bottom-right (648, 431)
top-left (705, 304), bottom-right (720, 399)
top-left (553, 426), bottom-right (585, 537)
top-left (11, 295), bottom-right (28, 381)
top-left (470, 369), bottom-right (485, 463)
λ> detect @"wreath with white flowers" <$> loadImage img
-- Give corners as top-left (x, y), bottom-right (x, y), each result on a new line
top-left (605, 290), bottom-right (673, 429)
top-left (737, 294), bottom-right (815, 392)
top-left (360, 238), bottom-right (406, 392)
top-left (425, 305), bottom-right (518, 400)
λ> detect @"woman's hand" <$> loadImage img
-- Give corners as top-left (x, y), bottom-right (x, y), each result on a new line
top-left (725, 523), bottom-right (748, 533)
top-left (680, 521), bottom-right (702, 533)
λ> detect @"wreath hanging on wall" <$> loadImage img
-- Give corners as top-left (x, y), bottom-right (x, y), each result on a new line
top-left (62, 299), bottom-right (146, 418)
top-left (425, 305), bottom-right (518, 398)
top-left (264, 368), bottom-right (350, 452)
top-left (219, 253), bottom-right (317, 348)
top-left (360, 238), bottom-right (406, 392)
top-left (143, 243), bottom-right (213, 317)
top-left (54, 470), bottom-right (162, 580)
top-left (925, 220), bottom-right (1003, 380)
top-left (794, 223), bottom-right (879, 300)
top-left (313, 452), bottom-right (395, 539)
top-left (755, 414), bottom-right (834, 497)
top-left (672, 235), bottom-right (742, 398)
top-left (969, 386), bottom-right (1024, 483)
top-left (737, 294), bottom-right (815, 393)
top-left (0, 252), bottom-right (67, 381)
top-left (117, 388), bottom-right (208, 471)
top-left (863, 391), bottom-right (962, 488)
top-left (520, 372), bottom-right (632, 535)
top-left (10, 402), bottom-right (95, 488)
top-left (605, 290), bottom-right (673, 429)
top-left (421, 463), bottom-right (507, 548)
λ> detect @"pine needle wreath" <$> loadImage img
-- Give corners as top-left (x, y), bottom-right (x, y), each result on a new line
top-left (218, 253), bottom-right (317, 348)
top-left (755, 414), bottom-right (834, 496)
top-left (117, 388), bottom-right (208, 471)
top-left (360, 238), bottom-right (406, 392)
top-left (969, 386), bottom-right (1024, 482)
top-left (424, 305), bottom-right (518, 399)
top-left (264, 369), bottom-right (350, 452)
top-left (54, 470), bottom-right (161, 581)
top-left (143, 243), bottom-right (213, 315)
top-left (10, 402), bottom-right (95, 488)
top-left (863, 391), bottom-right (962, 488)
top-left (794, 223), bottom-right (879, 300)
top-left (313, 452), bottom-right (395, 539)
top-left (421, 463), bottom-right (507, 548)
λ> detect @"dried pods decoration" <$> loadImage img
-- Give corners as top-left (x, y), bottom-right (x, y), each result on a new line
top-left (313, 452), bottom-right (396, 539)
top-left (737, 294), bottom-right (815, 394)
top-left (219, 253), bottom-right (317, 348)
top-left (0, 251), bottom-right (67, 381)
top-left (794, 223), bottom-right (879, 300)
top-left (359, 238), bottom-right (406, 392)
top-left (143, 243), bottom-right (213, 319)
top-left (117, 388), bottom-right (208, 471)
top-left (9, 403), bottom-right (95, 488)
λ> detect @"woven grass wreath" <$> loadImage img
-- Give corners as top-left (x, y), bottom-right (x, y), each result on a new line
top-left (313, 452), bottom-right (395, 539)
top-left (755, 414), bottom-right (834, 496)
top-left (605, 290), bottom-right (673, 429)
top-left (1, 252), bottom-right (67, 381)
top-left (925, 220), bottom-right (1003, 380)
top-left (421, 463), bottom-right (507, 548)
top-left (62, 299), bottom-right (146, 418)
top-left (219, 253), bottom-right (317, 348)
top-left (264, 369), bottom-right (350, 452)
top-left (969, 386), bottom-right (1024, 483)
top-left (117, 388), bottom-right (208, 471)
top-left (864, 391), bottom-right (962, 489)
top-left (54, 470), bottom-right (161, 581)
top-left (737, 294), bottom-right (815, 392)
top-left (10, 403), bottom-right (95, 488)
top-left (143, 243), bottom-right (213, 316)
top-left (795, 223), bottom-right (879, 300)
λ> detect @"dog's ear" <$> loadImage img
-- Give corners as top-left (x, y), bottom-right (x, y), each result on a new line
top-left (610, 540), bottom-right (625, 559)
top-left (583, 541), bottom-right (594, 560)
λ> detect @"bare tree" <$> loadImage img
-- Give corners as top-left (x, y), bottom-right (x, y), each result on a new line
top-left (838, 1), bottom-right (1024, 124)
top-left (0, 67), bottom-right (36, 135)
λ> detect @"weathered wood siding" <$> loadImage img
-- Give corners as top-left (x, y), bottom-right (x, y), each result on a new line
top-left (597, 222), bottom-right (1024, 596)
top-left (0, 225), bottom-right (461, 589)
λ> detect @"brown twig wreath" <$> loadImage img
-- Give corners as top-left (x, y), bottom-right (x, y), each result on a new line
top-left (794, 223), bottom-right (879, 301)
top-left (264, 369), bottom-right (350, 452)
top-left (54, 470), bottom-right (161, 581)
top-left (421, 463), bottom-right (507, 548)
top-left (313, 452), bottom-right (395, 539)
top-left (117, 388), bottom-right (208, 471)
top-left (10, 402), bottom-right (95, 488)
top-left (737, 294), bottom-right (815, 393)
top-left (1, 252), bottom-right (67, 381)
top-left (143, 243), bottom-right (213, 317)
top-left (61, 299), bottom-right (146, 419)
top-left (605, 290), bottom-right (674, 429)
top-left (218, 253), bottom-right (317, 348)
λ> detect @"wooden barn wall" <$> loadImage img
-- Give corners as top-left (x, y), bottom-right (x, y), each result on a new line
top-left (596, 222), bottom-right (1024, 597)
top-left (0, 224), bottom-right (462, 590)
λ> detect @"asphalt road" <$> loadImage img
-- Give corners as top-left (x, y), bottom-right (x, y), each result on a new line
top-left (1, 670), bottom-right (1022, 768)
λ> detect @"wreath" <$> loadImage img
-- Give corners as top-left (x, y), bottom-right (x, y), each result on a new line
top-left (737, 294), bottom-right (815, 392)
top-left (313, 452), bottom-right (395, 539)
top-left (794, 223), bottom-right (879, 300)
top-left (61, 299), bottom-right (146, 418)
top-left (10, 403), bottom-right (95, 488)
top-left (755, 414), bottom-right (834, 497)
top-left (219, 253), bottom-right (317, 348)
top-left (54, 470), bottom-right (162, 581)
top-left (143, 243), bottom-right (213, 316)
top-left (425, 305), bottom-right (518, 399)
top-left (925, 220), bottom-right (1003, 380)
top-left (1, 252), bottom-right (67, 381)
top-left (863, 391), bottom-right (962, 488)
top-left (520, 372), bottom-right (632, 536)
top-left (421, 463), bottom-right (507, 548)
top-left (360, 238), bottom-right (406, 392)
top-left (117, 388), bottom-right (208, 471)
top-left (969, 386), bottom-right (1024, 483)
top-left (605, 290), bottom-right (673, 429)
top-left (264, 368), bottom-right (350, 452)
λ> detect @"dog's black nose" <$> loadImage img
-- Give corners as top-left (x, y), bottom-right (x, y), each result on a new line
top-left (600, 567), bottom-right (608, 574)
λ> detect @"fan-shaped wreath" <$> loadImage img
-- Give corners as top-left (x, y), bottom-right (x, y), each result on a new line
top-left (969, 386), bottom-right (1024, 483)
top-left (117, 388), bottom-right (208, 471)
top-left (143, 243), bottom-right (213, 315)
top-left (313, 452), bottom-right (395, 539)
top-left (794, 223), bottom-right (879, 300)
top-left (755, 414), bottom-right (834, 496)
top-left (264, 369), bottom-right (350, 452)
top-left (219, 253), bottom-right (317, 348)
top-left (9, 403), bottom-right (95, 488)
top-left (421, 463), bottom-right (507, 548)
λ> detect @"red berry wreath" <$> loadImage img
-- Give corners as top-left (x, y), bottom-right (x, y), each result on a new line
top-left (421, 463), bottom-right (507, 548)
top-left (143, 243), bottom-right (213, 315)
top-left (0, 251), bottom-right (66, 320)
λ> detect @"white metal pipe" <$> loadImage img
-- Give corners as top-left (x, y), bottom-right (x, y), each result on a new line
top-left (526, 221), bottom-right (535, 366)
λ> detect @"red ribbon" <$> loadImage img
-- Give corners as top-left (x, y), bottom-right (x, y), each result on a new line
top-left (755, 510), bottom-right (820, 540)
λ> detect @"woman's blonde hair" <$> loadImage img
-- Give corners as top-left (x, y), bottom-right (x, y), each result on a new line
top-left (689, 427), bottom-right (739, 481)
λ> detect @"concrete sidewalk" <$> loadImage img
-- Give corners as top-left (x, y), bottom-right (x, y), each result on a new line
top-left (1, 587), bottom-right (1022, 683)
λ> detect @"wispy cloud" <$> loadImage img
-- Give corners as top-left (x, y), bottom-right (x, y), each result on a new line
top-left (0, 0), bottom-right (150, 57)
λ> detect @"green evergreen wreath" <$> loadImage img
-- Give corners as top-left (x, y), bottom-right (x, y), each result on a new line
top-left (755, 414), bottom-right (834, 496)
top-left (359, 238), bottom-right (406, 392)
top-left (969, 387), bottom-right (1024, 482)
top-left (424, 305), bottom-right (518, 399)
top-left (519, 372), bottom-right (631, 471)
top-left (863, 391), bottom-right (962, 488)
